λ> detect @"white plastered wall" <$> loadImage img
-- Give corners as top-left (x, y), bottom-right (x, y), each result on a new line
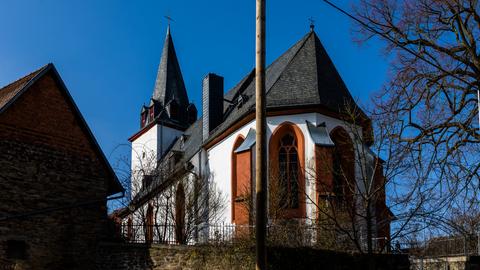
top-left (130, 124), bottom-right (184, 197)
top-left (206, 112), bottom-right (360, 224)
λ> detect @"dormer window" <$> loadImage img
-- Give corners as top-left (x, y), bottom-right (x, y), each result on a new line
top-left (237, 95), bottom-right (246, 108)
top-left (149, 106), bottom-right (155, 122)
top-left (141, 113), bottom-right (147, 128)
top-left (180, 134), bottom-right (188, 149)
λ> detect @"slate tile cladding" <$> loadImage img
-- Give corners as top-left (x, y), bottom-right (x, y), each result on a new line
top-left (202, 30), bottom-right (366, 146)
top-left (202, 73), bottom-right (224, 141)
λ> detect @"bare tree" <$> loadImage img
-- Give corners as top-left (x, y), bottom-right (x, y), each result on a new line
top-left (110, 145), bottom-right (226, 244)
top-left (235, 106), bottom-right (395, 254)
top-left (351, 0), bottom-right (480, 239)
top-left (299, 104), bottom-right (393, 254)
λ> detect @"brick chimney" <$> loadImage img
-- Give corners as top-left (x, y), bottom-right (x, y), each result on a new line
top-left (202, 73), bottom-right (224, 141)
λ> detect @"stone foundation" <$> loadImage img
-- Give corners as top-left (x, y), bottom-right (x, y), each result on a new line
top-left (96, 242), bottom-right (410, 270)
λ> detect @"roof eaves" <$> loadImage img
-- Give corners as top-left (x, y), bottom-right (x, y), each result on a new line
top-left (49, 65), bottom-right (125, 195)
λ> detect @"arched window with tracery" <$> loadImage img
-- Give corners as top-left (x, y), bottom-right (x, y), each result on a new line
top-left (269, 122), bottom-right (305, 218)
top-left (278, 133), bottom-right (299, 208)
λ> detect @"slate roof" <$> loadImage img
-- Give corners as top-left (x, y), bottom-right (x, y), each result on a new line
top-left (152, 26), bottom-right (189, 109)
top-left (132, 29), bottom-right (372, 206)
top-left (205, 30), bottom-right (366, 145)
top-left (0, 64), bottom-right (124, 195)
top-left (157, 30), bottom-right (366, 165)
top-left (169, 118), bottom-right (203, 163)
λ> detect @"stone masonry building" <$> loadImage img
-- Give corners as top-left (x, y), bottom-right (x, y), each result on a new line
top-left (0, 64), bottom-right (123, 269)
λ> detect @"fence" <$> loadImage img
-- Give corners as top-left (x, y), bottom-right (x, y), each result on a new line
top-left (118, 222), bottom-right (389, 253)
top-left (120, 223), bottom-right (253, 245)
top-left (394, 235), bottom-right (480, 257)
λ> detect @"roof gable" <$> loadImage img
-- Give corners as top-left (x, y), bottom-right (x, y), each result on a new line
top-left (0, 65), bottom-right (48, 113)
top-left (0, 64), bottom-right (124, 195)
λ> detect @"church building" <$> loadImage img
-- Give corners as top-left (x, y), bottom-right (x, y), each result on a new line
top-left (122, 25), bottom-right (391, 250)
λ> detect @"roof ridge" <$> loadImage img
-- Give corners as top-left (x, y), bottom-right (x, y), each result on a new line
top-left (0, 63), bottom-right (51, 92)
top-left (266, 31), bottom-right (314, 94)
top-left (0, 64), bottom-right (53, 114)
top-left (311, 34), bottom-right (357, 109)
top-left (0, 63), bottom-right (124, 195)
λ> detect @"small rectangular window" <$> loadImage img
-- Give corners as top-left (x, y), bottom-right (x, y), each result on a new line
top-left (6, 240), bottom-right (28, 260)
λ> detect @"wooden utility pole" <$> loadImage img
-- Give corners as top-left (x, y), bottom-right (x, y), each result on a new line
top-left (255, 0), bottom-right (267, 269)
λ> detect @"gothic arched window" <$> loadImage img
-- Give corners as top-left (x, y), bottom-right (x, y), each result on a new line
top-left (269, 122), bottom-right (306, 218)
top-left (278, 133), bottom-right (299, 209)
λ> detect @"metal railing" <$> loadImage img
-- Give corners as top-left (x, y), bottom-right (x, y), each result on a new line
top-left (120, 223), bottom-right (254, 245)
top-left (118, 222), bottom-right (388, 253)
top-left (393, 235), bottom-right (480, 257)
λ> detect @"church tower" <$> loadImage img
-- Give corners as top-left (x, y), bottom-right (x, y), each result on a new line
top-left (142, 25), bottom-right (197, 131)
top-left (129, 26), bottom-right (197, 195)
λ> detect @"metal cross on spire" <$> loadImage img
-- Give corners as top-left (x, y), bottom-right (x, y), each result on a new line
top-left (308, 17), bottom-right (315, 31)
top-left (164, 15), bottom-right (175, 26)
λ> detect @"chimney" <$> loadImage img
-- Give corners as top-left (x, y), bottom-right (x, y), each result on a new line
top-left (202, 73), bottom-right (224, 141)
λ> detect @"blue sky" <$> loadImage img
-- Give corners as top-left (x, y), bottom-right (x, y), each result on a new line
top-left (0, 0), bottom-right (389, 168)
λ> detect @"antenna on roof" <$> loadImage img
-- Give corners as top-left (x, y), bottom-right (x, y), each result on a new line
top-left (308, 17), bottom-right (315, 31)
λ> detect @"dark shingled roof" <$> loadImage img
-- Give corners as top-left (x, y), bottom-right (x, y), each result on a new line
top-left (152, 26), bottom-right (189, 109)
top-left (160, 30), bottom-right (366, 163)
top-left (205, 30), bottom-right (364, 145)
top-left (134, 30), bottom-right (371, 205)
top-left (0, 64), bottom-right (124, 195)
top-left (169, 118), bottom-right (203, 163)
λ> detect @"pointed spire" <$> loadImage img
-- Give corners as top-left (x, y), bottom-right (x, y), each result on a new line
top-left (152, 26), bottom-right (189, 109)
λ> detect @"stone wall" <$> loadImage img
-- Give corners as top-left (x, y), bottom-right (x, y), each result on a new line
top-left (411, 256), bottom-right (480, 270)
top-left (96, 243), bottom-right (410, 270)
top-left (0, 141), bottom-right (111, 269)
top-left (97, 243), bottom-right (255, 270)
